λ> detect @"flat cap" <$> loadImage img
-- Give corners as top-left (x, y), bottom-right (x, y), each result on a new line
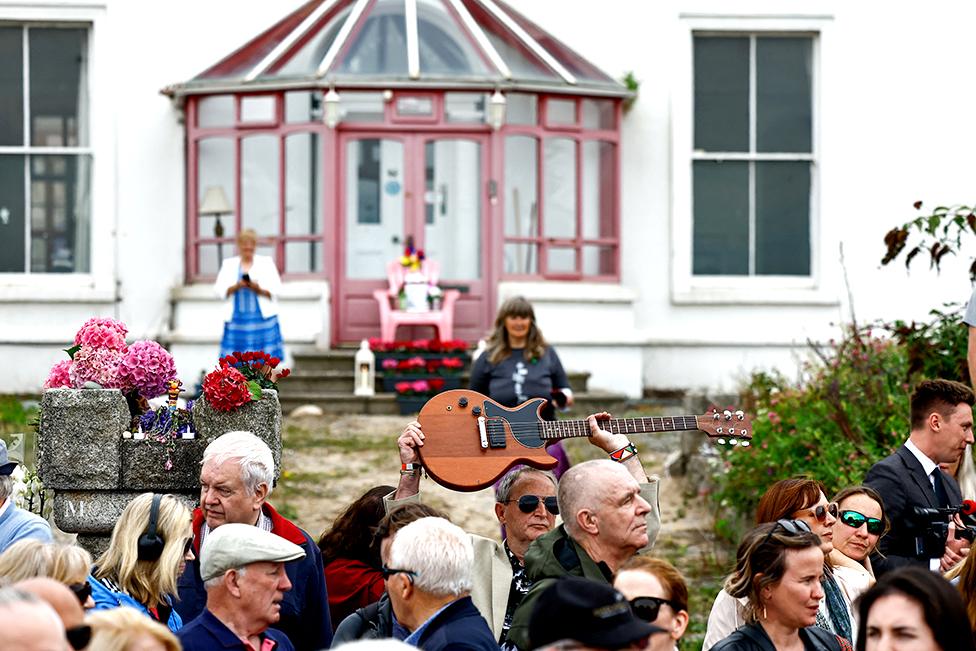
top-left (200, 523), bottom-right (305, 582)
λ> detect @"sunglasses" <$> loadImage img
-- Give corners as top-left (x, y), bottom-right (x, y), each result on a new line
top-left (761, 518), bottom-right (812, 548)
top-left (799, 502), bottom-right (839, 522)
top-left (630, 596), bottom-right (683, 622)
top-left (68, 580), bottom-right (92, 606)
top-left (839, 509), bottom-right (884, 535)
top-left (380, 565), bottom-right (418, 583)
top-left (504, 495), bottom-right (559, 515)
top-left (66, 625), bottom-right (92, 651)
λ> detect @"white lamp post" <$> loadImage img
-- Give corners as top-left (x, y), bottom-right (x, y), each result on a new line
top-left (488, 90), bottom-right (506, 130)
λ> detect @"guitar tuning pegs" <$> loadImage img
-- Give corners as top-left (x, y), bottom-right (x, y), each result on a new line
top-left (729, 438), bottom-right (738, 446)
top-left (717, 438), bottom-right (726, 445)
top-left (715, 426), bottom-right (723, 434)
top-left (712, 412), bottom-right (720, 420)
top-left (728, 427), bottom-right (736, 435)
top-left (735, 410), bottom-right (744, 420)
top-left (741, 440), bottom-right (751, 447)
top-left (723, 410), bottom-right (732, 421)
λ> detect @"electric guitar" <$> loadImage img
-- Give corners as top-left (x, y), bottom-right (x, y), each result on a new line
top-left (417, 389), bottom-right (752, 492)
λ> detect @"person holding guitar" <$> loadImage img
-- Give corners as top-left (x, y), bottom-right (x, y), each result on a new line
top-left (389, 413), bottom-right (660, 649)
top-left (470, 296), bottom-right (575, 478)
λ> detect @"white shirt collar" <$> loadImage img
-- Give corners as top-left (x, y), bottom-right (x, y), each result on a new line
top-left (905, 438), bottom-right (939, 478)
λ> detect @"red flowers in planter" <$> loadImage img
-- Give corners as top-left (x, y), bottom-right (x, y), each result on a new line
top-left (393, 378), bottom-right (446, 395)
top-left (368, 338), bottom-right (468, 353)
top-left (202, 366), bottom-right (253, 411)
top-left (204, 350), bottom-right (291, 412)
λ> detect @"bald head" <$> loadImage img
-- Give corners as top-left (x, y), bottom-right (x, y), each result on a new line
top-left (0, 587), bottom-right (67, 651)
top-left (16, 577), bottom-right (86, 630)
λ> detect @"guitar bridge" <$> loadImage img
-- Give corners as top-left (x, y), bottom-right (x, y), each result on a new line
top-left (478, 416), bottom-right (488, 449)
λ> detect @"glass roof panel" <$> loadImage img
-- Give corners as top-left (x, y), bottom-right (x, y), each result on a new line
top-left (270, 0), bottom-right (355, 76)
top-left (457, 0), bottom-right (556, 82)
top-left (335, 0), bottom-right (409, 76)
top-left (417, 0), bottom-right (491, 77)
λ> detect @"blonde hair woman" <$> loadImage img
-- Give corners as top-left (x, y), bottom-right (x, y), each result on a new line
top-left (51, 543), bottom-right (95, 608)
top-left (90, 493), bottom-right (194, 632)
top-left (87, 606), bottom-right (181, 651)
top-left (0, 538), bottom-right (52, 582)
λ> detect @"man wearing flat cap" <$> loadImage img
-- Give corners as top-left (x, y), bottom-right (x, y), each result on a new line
top-left (529, 576), bottom-right (663, 651)
top-left (0, 439), bottom-right (51, 552)
top-left (178, 523), bottom-right (305, 651)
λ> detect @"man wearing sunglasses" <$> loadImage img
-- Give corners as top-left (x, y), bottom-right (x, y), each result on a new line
top-left (16, 578), bottom-right (89, 651)
top-left (0, 586), bottom-right (69, 651)
top-left (864, 378), bottom-right (975, 575)
top-left (391, 413), bottom-right (660, 649)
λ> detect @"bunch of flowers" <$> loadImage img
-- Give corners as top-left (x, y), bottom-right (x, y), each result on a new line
top-left (118, 341), bottom-right (178, 399)
top-left (368, 338), bottom-right (469, 353)
top-left (219, 351), bottom-right (291, 390)
top-left (399, 242), bottom-right (425, 272)
top-left (74, 317), bottom-right (128, 351)
top-left (139, 403), bottom-right (195, 470)
top-left (69, 346), bottom-right (127, 389)
top-left (394, 378), bottom-right (446, 396)
top-left (43, 360), bottom-right (73, 389)
top-left (202, 366), bottom-right (253, 412)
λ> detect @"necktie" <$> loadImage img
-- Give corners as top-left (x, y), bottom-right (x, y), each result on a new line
top-left (932, 468), bottom-right (950, 508)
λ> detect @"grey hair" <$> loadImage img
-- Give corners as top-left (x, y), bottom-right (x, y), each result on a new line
top-left (494, 466), bottom-right (556, 503)
top-left (0, 586), bottom-right (39, 607)
top-left (202, 431), bottom-right (274, 497)
top-left (558, 459), bottom-right (627, 539)
top-left (389, 517), bottom-right (473, 598)
top-left (203, 565), bottom-right (247, 590)
top-left (0, 475), bottom-right (14, 503)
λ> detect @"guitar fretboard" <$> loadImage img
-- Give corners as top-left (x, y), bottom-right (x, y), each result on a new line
top-left (540, 415), bottom-right (700, 440)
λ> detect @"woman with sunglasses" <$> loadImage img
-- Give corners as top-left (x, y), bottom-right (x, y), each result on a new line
top-left (90, 493), bottom-right (194, 632)
top-left (829, 487), bottom-right (888, 610)
top-left (614, 557), bottom-right (689, 651)
top-left (50, 543), bottom-right (96, 609)
top-left (712, 520), bottom-right (851, 651)
top-left (704, 478), bottom-right (853, 650)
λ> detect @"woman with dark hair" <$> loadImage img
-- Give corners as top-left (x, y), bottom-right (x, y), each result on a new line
top-left (615, 556), bottom-right (689, 651)
top-left (829, 486), bottom-right (888, 613)
top-left (704, 478), bottom-right (853, 650)
top-left (319, 484), bottom-right (396, 630)
top-left (470, 296), bottom-right (574, 476)
top-left (856, 566), bottom-right (975, 651)
top-left (712, 520), bottom-right (849, 651)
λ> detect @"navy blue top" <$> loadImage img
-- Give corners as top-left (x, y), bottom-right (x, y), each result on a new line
top-left (412, 596), bottom-right (500, 651)
top-left (178, 609), bottom-right (294, 651)
top-left (469, 347), bottom-right (569, 417)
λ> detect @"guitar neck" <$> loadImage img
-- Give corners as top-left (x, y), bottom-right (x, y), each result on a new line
top-left (540, 415), bottom-right (701, 440)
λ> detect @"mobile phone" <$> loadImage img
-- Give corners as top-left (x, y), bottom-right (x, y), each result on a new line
top-left (242, 273), bottom-right (251, 282)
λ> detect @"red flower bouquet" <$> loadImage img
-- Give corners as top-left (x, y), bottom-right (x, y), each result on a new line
top-left (202, 366), bottom-right (253, 412)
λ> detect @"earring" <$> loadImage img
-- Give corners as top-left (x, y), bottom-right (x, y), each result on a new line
top-left (762, 605), bottom-right (767, 620)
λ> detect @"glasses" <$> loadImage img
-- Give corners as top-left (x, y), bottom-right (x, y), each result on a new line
top-left (761, 518), bottom-right (812, 548)
top-left (67, 580), bottom-right (91, 606)
top-left (381, 565), bottom-right (418, 582)
top-left (630, 596), bottom-right (683, 622)
top-left (504, 495), bottom-right (559, 515)
top-left (183, 537), bottom-right (194, 555)
top-left (797, 502), bottom-right (838, 522)
top-left (839, 509), bottom-right (884, 535)
top-left (66, 625), bottom-right (92, 651)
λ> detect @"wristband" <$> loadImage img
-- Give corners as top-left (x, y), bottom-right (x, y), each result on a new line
top-left (609, 443), bottom-right (637, 463)
top-left (401, 462), bottom-right (421, 476)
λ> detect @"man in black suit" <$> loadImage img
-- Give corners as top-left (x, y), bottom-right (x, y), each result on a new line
top-left (865, 378), bottom-right (975, 576)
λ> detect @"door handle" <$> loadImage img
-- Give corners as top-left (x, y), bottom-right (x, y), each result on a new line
top-left (391, 235), bottom-right (401, 244)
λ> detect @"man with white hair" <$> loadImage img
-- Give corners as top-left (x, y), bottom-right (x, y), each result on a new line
top-left (0, 439), bottom-right (51, 551)
top-left (175, 431), bottom-right (332, 651)
top-left (385, 517), bottom-right (498, 651)
top-left (179, 523), bottom-right (305, 651)
top-left (0, 586), bottom-right (68, 651)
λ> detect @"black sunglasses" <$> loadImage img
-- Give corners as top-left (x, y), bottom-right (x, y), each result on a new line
top-left (630, 596), bottom-right (683, 622)
top-left (761, 518), bottom-right (812, 548)
top-left (839, 509), bottom-right (884, 535)
top-left (505, 495), bottom-right (559, 515)
top-left (381, 565), bottom-right (418, 582)
top-left (183, 537), bottom-right (194, 555)
top-left (66, 624), bottom-right (92, 651)
top-left (67, 580), bottom-right (92, 606)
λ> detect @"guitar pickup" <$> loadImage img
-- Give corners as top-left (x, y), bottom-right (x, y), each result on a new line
top-left (478, 416), bottom-right (488, 449)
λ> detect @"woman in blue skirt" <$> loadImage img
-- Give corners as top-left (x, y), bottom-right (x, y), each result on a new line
top-left (213, 229), bottom-right (284, 361)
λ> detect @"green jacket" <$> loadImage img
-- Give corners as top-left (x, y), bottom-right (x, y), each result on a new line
top-left (505, 524), bottom-right (614, 650)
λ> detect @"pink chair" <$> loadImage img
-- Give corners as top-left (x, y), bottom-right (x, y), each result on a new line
top-left (372, 259), bottom-right (461, 342)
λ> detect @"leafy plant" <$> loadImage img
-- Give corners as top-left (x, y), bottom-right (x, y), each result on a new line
top-left (881, 201), bottom-right (976, 279)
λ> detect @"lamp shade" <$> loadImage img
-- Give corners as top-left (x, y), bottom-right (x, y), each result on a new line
top-left (199, 186), bottom-right (232, 215)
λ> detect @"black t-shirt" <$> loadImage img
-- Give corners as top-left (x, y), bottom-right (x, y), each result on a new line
top-left (469, 347), bottom-right (570, 416)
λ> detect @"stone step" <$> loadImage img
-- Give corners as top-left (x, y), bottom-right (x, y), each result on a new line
top-left (284, 368), bottom-right (593, 396)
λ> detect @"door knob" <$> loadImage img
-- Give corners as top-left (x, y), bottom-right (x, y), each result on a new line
top-left (391, 235), bottom-right (401, 244)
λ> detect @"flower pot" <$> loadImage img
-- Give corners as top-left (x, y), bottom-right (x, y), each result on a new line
top-left (382, 374), bottom-right (463, 393)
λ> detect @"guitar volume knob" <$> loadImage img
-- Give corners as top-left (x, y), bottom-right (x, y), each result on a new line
top-left (472, 406), bottom-right (481, 416)
top-left (458, 397), bottom-right (468, 408)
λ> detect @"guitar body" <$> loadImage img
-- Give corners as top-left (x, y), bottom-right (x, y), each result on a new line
top-left (418, 389), bottom-right (558, 492)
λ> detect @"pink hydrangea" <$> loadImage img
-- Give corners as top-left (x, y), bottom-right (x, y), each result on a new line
top-left (74, 317), bottom-right (128, 351)
top-left (43, 360), bottom-right (73, 389)
top-left (70, 346), bottom-right (127, 389)
top-left (118, 340), bottom-right (177, 399)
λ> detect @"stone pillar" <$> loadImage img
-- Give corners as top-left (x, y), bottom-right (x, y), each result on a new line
top-left (38, 388), bottom-right (282, 555)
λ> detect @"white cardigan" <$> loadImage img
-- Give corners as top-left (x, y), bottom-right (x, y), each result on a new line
top-left (213, 255), bottom-right (281, 322)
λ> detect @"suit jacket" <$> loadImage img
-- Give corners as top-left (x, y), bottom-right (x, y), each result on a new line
top-left (864, 444), bottom-right (961, 575)
top-left (411, 596), bottom-right (499, 651)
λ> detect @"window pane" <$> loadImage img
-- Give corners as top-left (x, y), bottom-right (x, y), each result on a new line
top-left (506, 93), bottom-right (537, 125)
top-left (337, 1), bottom-right (408, 76)
top-left (547, 247), bottom-right (576, 274)
top-left (285, 133), bottom-right (323, 237)
top-left (547, 99), bottom-right (575, 125)
top-left (423, 139), bottom-right (481, 279)
top-left (0, 155), bottom-right (25, 272)
top-left (445, 93), bottom-right (486, 124)
top-left (694, 36), bottom-right (749, 152)
top-left (396, 96), bottom-right (433, 117)
top-left (241, 96), bottom-right (276, 123)
top-left (198, 244), bottom-right (220, 277)
top-left (504, 243), bottom-right (537, 275)
top-left (693, 160), bottom-right (748, 275)
top-left (582, 99), bottom-right (614, 130)
top-left (285, 91), bottom-right (322, 123)
top-left (504, 136), bottom-right (537, 238)
top-left (29, 28), bottom-right (88, 147)
top-left (345, 139), bottom-right (405, 279)
top-left (544, 138), bottom-right (576, 238)
top-left (0, 28), bottom-right (23, 146)
top-left (29, 154), bottom-right (90, 273)
top-left (198, 95), bottom-right (234, 128)
top-left (757, 37), bottom-right (812, 153)
top-left (242, 135), bottom-right (280, 236)
top-left (276, 3), bottom-right (352, 76)
top-left (286, 241), bottom-right (323, 274)
top-left (755, 161), bottom-right (810, 275)
top-left (417, 0), bottom-right (490, 76)
top-left (340, 92), bottom-right (385, 122)
top-left (197, 138), bottom-right (236, 253)
top-left (582, 141), bottom-right (615, 239)
top-left (583, 244), bottom-right (615, 276)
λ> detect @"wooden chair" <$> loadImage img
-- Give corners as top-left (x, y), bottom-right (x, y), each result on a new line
top-left (372, 259), bottom-right (461, 342)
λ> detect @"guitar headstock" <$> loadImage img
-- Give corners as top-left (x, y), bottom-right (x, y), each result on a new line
top-left (696, 408), bottom-right (753, 447)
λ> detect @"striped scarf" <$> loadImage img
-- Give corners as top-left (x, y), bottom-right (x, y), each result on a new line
top-left (816, 567), bottom-right (853, 643)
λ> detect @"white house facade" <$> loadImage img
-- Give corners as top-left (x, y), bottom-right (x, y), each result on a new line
top-left (1, 0), bottom-right (973, 396)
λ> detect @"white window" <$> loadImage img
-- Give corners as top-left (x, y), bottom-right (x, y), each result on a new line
top-left (0, 25), bottom-right (91, 274)
top-left (672, 17), bottom-right (836, 305)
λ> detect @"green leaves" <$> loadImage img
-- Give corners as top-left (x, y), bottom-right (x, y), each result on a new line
top-left (63, 344), bottom-right (80, 359)
top-left (881, 201), bottom-right (976, 279)
top-left (247, 380), bottom-right (263, 401)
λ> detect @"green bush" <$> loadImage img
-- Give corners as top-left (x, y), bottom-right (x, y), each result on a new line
top-left (714, 305), bottom-right (968, 528)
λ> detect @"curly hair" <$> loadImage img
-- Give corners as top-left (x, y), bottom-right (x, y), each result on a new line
top-left (318, 485), bottom-right (395, 567)
top-left (485, 296), bottom-right (549, 365)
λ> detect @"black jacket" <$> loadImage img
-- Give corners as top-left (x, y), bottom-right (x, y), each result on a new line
top-left (333, 594), bottom-right (396, 643)
top-left (413, 596), bottom-right (499, 651)
top-left (711, 623), bottom-right (844, 651)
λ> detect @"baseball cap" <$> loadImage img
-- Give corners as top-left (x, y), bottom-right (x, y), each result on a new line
top-left (529, 576), bottom-right (665, 649)
top-left (0, 440), bottom-right (17, 476)
top-left (200, 523), bottom-right (306, 581)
